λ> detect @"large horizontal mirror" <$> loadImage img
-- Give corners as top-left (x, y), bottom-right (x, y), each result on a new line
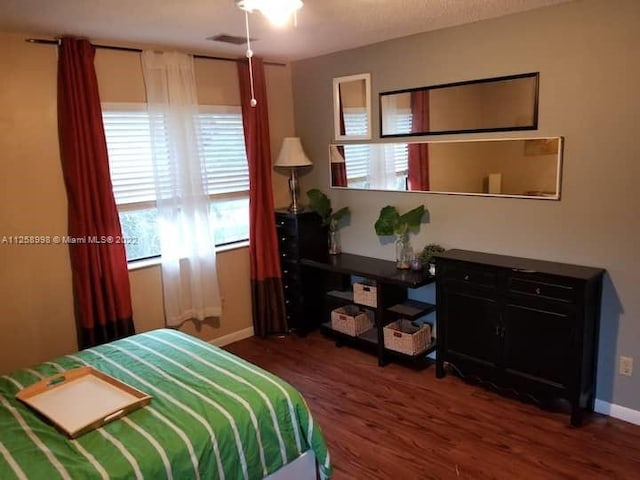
top-left (380, 72), bottom-right (539, 137)
top-left (333, 73), bottom-right (372, 141)
top-left (329, 137), bottom-right (562, 199)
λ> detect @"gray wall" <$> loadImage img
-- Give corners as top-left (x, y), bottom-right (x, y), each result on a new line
top-left (291, 0), bottom-right (640, 411)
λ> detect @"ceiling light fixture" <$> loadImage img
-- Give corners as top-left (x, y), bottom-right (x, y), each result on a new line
top-left (236, 0), bottom-right (303, 108)
top-left (236, 0), bottom-right (303, 27)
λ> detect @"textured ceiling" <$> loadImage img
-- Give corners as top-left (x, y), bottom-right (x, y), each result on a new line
top-left (0, 0), bottom-right (573, 62)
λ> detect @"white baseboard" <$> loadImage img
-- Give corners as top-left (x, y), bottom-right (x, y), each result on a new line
top-left (595, 399), bottom-right (640, 426)
top-left (208, 327), bottom-right (254, 347)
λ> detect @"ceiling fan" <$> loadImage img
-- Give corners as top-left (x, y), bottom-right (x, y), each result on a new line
top-left (235, 0), bottom-right (304, 106)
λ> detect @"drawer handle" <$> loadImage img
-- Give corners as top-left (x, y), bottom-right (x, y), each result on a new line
top-left (513, 268), bottom-right (537, 273)
top-left (464, 274), bottom-right (470, 281)
top-left (281, 253), bottom-right (288, 258)
top-left (535, 287), bottom-right (541, 295)
top-left (283, 269), bottom-right (289, 274)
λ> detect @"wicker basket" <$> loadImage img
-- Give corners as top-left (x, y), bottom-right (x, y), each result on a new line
top-left (383, 320), bottom-right (432, 356)
top-left (331, 305), bottom-right (374, 336)
top-left (353, 281), bottom-right (377, 308)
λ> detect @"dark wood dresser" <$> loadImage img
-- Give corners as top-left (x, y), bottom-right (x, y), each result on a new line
top-left (435, 249), bottom-right (604, 426)
top-left (275, 209), bottom-right (326, 335)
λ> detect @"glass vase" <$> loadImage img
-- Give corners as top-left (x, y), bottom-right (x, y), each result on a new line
top-left (328, 221), bottom-right (340, 255)
top-left (395, 233), bottom-right (412, 269)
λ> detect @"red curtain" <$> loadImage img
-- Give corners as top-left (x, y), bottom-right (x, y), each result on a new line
top-left (331, 88), bottom-right (348, 187)
top-left (331, 147), bottom-right (347, 187)
top-left (237, 57), bottom-right (286, 336)
top-left (57, 38), bottom-right (134, 349)
top-left (407, 90), bottom-right (430, 191)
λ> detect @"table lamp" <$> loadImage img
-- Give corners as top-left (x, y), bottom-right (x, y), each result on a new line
top-left (275, 137), bottom-right (312, 213)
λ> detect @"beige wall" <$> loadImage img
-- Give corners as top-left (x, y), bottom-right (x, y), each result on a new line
top-left (430, 78), bottom-right (536, 132)
top-left (340, 78), bottom-right (367, 109)
top-left (0, 32), bottom-right (293, 373)
top-left (0, 35), bottom-right (76, 372)
top-left (429, 139), bottom-right (558, 195)
top-left (292, 0), bottom-right (640, 411)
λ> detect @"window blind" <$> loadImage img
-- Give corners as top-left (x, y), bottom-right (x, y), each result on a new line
top-left (103, 104), bottom-right (249, 204)
top-left (102, 107), bottom-right (159, 206)
top-left (198, 106), bottom-right (249, 196)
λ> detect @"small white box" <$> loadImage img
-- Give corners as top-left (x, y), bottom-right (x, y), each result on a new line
top-left (488, 173), bottom-right (502, 194)
top-left (353, 282), bottom-right (377, 308)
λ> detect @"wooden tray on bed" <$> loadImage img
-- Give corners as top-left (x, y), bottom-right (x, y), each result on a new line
top-left (16, 366), bottom-right (151, 438)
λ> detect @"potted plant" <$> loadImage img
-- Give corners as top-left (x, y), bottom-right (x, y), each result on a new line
top-left (307, 189), bottom-right (350, 254)
top-left (374, 205), bottom-right (426, 269)
top-left (420, 243), bottom-right (445, 275)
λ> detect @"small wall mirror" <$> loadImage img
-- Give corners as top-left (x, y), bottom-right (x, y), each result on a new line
top-left (329, 137), bottom-right (563, 199)
top-left (333, 73), bottom-right (372, 141)
top-left (380, 72), bottom-right (539, 137)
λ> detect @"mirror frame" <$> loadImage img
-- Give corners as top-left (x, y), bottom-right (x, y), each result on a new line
top-left (333, 73), bottom-right (372, 141)
top-left (328, 136), bottom-right (563, 200)
top-left (379, 72), bottom-right (539, 138)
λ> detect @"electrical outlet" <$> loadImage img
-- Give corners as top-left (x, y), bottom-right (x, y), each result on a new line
top-left (619, 356), bottom-right (633, 376)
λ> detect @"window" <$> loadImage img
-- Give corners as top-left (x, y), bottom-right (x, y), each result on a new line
top-left (343, 108), bottom-right (409, 190)
top-left (343, 108), bottom-right (371, 188)
top-left (102, 103), bottom-right (250, 262)
top-left (386, 109), bottom-right (411, 190)
top-left (198, 106), bottom-right (250, 246)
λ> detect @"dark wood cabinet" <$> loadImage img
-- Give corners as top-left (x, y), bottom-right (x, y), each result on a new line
top-left (435, 249), bottom-right (604, 426)
top-left (301, 253), bottom-right (436, 368)
top-left (275, 209), bottom-right (326, 335)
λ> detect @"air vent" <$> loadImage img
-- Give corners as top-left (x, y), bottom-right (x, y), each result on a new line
top-left (206, 34), bottom-right (256, 45)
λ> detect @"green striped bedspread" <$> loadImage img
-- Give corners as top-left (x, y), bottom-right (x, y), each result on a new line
top-left (0, 329), bottom-right (331, 479)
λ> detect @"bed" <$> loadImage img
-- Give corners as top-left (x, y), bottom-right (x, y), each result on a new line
top-left (0, 329), bottom-right (331, 479)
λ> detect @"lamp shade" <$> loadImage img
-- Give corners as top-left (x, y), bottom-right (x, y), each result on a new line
top-left (275, 137), bottom-right (312, 168)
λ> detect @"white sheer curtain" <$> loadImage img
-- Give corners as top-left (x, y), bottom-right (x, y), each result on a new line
top-left (381, 94), bottom-right (400, 136)
top-left (367, 144), bottom-right (397, 190)
top-left (141, 51), bottom-right (222, 326)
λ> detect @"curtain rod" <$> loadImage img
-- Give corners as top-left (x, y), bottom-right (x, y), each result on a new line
top-left (25, 38), bottom-right (286, 66)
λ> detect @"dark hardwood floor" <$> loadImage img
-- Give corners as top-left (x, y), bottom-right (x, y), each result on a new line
top-left (224, 331), bottom-right (640, 480)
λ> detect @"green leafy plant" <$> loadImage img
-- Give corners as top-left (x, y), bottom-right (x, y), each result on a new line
top-left (420, 243), bottom-right (445, 265)
top-left (307, 189), bottom-right (350, 227)
top-left (374, 205), bottom-right (426, 236)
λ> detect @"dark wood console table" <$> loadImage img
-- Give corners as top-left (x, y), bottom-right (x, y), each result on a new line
top-left (301, 253), bottom-right (436, 368)
top-left (435, 249), bottom-right (604, 426)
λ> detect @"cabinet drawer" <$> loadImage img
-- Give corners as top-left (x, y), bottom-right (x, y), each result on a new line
top-left (509, 276), bottom-right (575, 303)
top-left (281, 264), bottom-right (301, 282)
top-left (282, 281), bottom-right (301, 298)
top-left (275, 215), bottom-right (298, 237)
top-left (441, 265), bottom-right (497, 288)
top-left (284, 296), bottom-right (303, 312)
top-left (277, 235), bottom-right (298, 257)
top-left (279, 246), bottom-right (299, 262)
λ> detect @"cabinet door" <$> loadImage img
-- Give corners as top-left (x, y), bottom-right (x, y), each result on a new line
top-left (502, 302), bottom-right (573, 387)
top-left (441, 288), bottom-right (501, 365)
